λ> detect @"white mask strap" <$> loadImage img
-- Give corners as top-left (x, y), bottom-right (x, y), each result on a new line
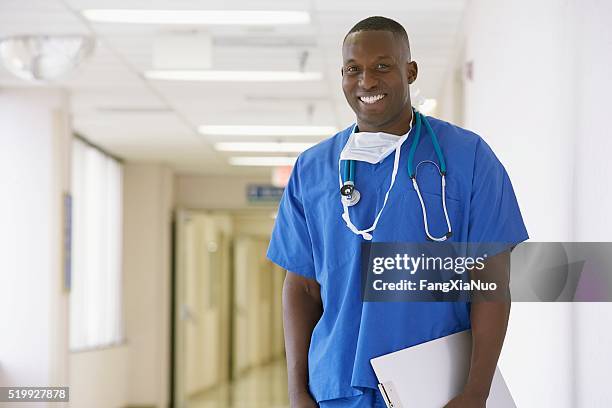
top-left (339, 132), bottom-right (409, 241)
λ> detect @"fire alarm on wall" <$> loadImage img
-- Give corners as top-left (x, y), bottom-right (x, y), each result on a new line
top-left (465, 60), bottom-right (474, 81)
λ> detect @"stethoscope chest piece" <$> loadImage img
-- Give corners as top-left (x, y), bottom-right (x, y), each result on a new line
top-left (342, 189), bottom-right (360, 206)
top-left (340, 181), bottom-right (361, 206)
top-left (340, 182), bottom-right (354, 196)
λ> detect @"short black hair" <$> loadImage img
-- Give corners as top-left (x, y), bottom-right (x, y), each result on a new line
top-left (344, 16), bottom-right (410, 49)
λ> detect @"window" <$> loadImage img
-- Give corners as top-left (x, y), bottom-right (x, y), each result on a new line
top-left (70, 137), bottom-right (123, 350)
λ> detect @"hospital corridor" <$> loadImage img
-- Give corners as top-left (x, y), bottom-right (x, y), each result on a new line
top-left (174, 210), bottom-right (288, 408)
top-left (2, 1), bottom-right (612, 408)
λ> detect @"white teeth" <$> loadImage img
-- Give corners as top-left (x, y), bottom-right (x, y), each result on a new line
top-left (359, 94), bottom-right (385, 104)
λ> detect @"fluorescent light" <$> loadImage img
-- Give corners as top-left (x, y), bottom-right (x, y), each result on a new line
top-left (144, 70), bottom-right (322, 82)
top-left (200, 125), bottom-right (336, 136)
top-left (82, 9), bottom-right (310, 25)
top-left (229, 156), bottom-right (297, 166)
top-left (215, 142), bottom-right (315, 153)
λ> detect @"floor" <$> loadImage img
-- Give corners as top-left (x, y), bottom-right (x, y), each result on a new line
top-left (188, 359), bottom-right (290, 408)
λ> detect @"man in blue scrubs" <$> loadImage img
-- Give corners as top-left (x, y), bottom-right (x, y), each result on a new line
top-left (267, 16), bottom-right (528, 408)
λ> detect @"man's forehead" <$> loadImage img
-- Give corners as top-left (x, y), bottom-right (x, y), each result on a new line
top-left (344, 30), bottom-right (397, 47)
top-left (342, 30), bottom-right (406, 59)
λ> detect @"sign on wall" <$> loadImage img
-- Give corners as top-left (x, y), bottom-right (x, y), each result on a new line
top-left (247, 185), bottom-right (285, 203)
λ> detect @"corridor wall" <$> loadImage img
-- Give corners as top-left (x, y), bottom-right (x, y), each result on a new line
top-left (0, 89), bottom-right (71, 408)
top-left (438, 0), bottom-right (612, 406)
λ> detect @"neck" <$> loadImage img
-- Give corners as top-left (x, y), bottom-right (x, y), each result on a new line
top-left (357, 106), bottom-right (414, 136)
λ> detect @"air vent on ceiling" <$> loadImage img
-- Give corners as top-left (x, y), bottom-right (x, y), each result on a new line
top-left (213, 36), bottom-right (316, 48)
top-left (245, 95), bottom-right (329, 102)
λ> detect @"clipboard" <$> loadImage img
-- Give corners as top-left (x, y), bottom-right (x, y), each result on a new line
top-left (370, 330), bottom-right (516, 408)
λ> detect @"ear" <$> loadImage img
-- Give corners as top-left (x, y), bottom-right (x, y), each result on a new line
top-left (406, 61), bottom-right (418, 84)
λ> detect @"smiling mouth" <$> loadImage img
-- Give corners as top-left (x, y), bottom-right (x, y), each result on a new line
top-left (359, 94), bottom-right (386, 104)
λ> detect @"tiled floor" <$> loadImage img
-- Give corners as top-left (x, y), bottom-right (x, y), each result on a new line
top-left (188, 359), bottom-right (290, 408)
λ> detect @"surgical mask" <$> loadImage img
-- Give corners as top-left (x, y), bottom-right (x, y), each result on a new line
top-left (340, 126), bottom-right (408, 164)
top-left (338, 123), bottom-right (412, 240)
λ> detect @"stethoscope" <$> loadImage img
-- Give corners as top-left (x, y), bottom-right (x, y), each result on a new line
top-left (340, 109), bottom-right (453, 241)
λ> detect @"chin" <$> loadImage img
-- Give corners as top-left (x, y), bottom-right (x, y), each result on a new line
top-left (357, 114), bottom-right (389, 128)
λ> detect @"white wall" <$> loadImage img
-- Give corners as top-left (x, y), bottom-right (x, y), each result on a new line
top-left (570, 1), bottom-right (612, 240)
top-left (441, 0), bottom-right (612, 406)
top-left (0, 88), bottom-right (177, 408)
top-left (123, 163), bottom-right (174, 408)
top-left (69, 345), bottom-right (129, 408)
top-left (569, 1), bottom-right (612, 406)
top-left (176, 175), bottom-right (275, 210)
top-left (67, 163), bottom-right (174, 408)
top-left (436, 40), bottom-right (465, 126)
top-left (463, 0), bottom-right (575, 241)
top-left (460, 1), bottom-right (575, 405)
top-left (0, 88), bottom-right (70, 408)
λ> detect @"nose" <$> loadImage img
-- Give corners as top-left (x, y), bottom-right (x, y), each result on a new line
top-left (359, 69), bottom-right (378, 90)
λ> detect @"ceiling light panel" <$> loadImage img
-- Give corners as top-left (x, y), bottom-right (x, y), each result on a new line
top-left (144, 70), bottom-right (322, 82)
top-left (229, 156), bottom-right (297, 166)
top-left (199, 125), bottom-right (337, 136)
top-left (82, 9), bottom-right (311, 25)
top-left (214, 142), bottom-right (315, 152)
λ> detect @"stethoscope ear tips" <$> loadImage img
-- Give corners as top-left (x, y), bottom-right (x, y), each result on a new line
top-left (341, 188), bottom-right (360, 207)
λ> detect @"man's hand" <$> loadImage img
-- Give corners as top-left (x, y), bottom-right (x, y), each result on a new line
top-left (443, 391), bottom-right (487, 408)
top-left (290, 390), bottom-right (319, 408)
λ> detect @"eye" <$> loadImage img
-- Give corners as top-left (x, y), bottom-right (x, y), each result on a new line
top-left (376, 63), bottom-right (391, 70)
top-left (345, 65), bottom-right (360, 74)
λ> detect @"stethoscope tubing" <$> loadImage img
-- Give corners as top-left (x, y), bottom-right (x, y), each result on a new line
top-left (340, 109), bottom-right (452, 241)
top-left (413, 160), bottom-right (453, 241)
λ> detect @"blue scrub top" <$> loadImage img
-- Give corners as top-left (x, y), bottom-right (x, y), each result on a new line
top-left (267, 116), bottom-right (529, 403)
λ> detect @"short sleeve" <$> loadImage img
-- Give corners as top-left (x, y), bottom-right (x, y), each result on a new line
top-left (267, 157), bottom-right (316, 279)
top-left (468, 138), bottom-right (529, 248)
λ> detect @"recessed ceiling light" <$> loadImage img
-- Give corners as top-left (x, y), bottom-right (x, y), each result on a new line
top-left (215, 142), bottom-right (315, 152)
top-left (82, 9), bottom-right (310, 25)
top-left (199, 125), bottom-right (336, 136)
top-left (144, 70), bottom-right (322, 82)
top-left (229, 156), bottom-right (297, 166)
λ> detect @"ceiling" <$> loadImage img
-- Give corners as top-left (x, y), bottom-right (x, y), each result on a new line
top-left (0, 0), bottom-right (466, 176)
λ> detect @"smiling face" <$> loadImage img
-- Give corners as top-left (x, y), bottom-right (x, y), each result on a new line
top-left (342, 30), bottom-right (417, 134)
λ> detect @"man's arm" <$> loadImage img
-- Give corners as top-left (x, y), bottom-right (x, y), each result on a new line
top-left (283, 271), bottom-right (323, 408)
top-left (445, 250), bottom-right (511, 408)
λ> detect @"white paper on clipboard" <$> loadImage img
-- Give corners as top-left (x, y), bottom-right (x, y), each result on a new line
top-left (370, 330), bottom-right (516, 408)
